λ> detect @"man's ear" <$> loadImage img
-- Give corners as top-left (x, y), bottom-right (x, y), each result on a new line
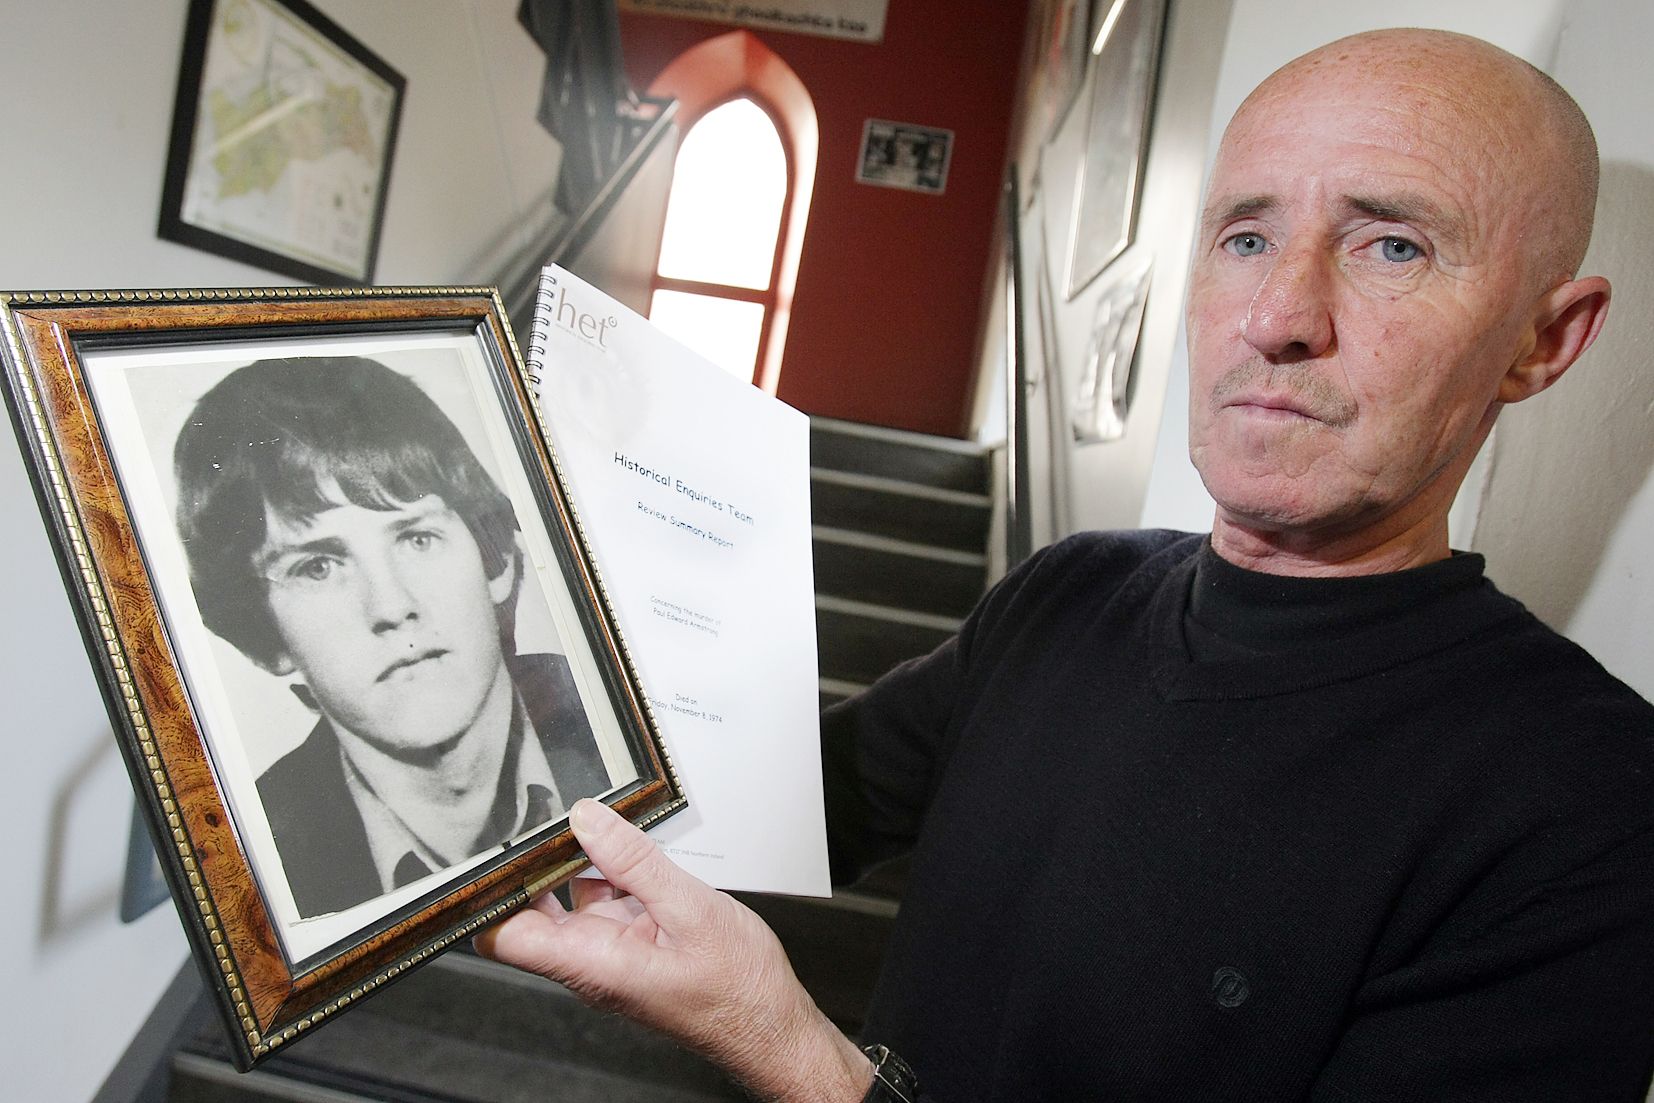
top-left (256, 651), bottom-right (297, 677)
top-left (488, 537), bottom-right (524, 607)
top-left (1499, 275), bottom-right (1611, 404)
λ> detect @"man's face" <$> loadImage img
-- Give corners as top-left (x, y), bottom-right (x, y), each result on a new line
top-left (254, 489), bottom-right (514, 759)
top-left (1185, 62), bottom-right (1544, 542)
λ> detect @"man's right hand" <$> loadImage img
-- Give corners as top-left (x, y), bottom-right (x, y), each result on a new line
top-left (475, 798), bottom-right (873, 1103)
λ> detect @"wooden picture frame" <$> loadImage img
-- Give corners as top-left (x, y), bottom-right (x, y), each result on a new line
top-left (158, 0), bottom-right (406, 284)
top-left (0, 286), bottom-right (684, 1069)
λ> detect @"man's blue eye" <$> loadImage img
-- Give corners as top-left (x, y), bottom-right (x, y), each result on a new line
top-left (1380, 237), bottom-right (1421, 262)
top-left (1227, 233), bottom-right (1267, 257)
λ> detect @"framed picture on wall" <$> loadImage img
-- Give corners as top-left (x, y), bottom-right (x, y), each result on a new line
top-left (1072, 246), bottom-right (1153, 442)
top-left (0, 286), bottom-right (683, 1068)
top-left (856, 119), bottom-right (954, 195)
top-left (1040, 0), bottom-right (1092, 142)
top-left (158, 0), bottom-right (406, 284)
top-left (1064, 0), bottom-right (1167, 298)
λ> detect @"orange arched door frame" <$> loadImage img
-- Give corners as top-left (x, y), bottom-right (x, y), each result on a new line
top-left (647, 32), bottom-right (817, 394)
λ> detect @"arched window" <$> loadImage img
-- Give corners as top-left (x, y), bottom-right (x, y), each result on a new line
top-left (650, 99), bottom-right (786, 383)
top-left (644, 33), bottom-right (816, 393)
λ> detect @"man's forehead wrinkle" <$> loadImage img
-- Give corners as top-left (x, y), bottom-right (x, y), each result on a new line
top-left (1340, 187), bottom-right (1477, 245)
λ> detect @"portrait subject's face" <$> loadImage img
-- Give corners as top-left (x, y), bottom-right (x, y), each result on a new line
top-left (1183, 62), bottom-right (1546, 542)
top-left (254, 489), bottom-right (515, 758)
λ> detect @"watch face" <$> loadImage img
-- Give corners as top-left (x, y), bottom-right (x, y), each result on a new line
top-left (862, 1044), bottom-right (920, 1103)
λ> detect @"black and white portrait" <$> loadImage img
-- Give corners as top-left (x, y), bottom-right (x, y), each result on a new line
top-left (85, 330), bottom-right (638, 958)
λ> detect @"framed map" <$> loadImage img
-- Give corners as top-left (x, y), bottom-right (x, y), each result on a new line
top-left (159, 0), bottom-right (405, 284)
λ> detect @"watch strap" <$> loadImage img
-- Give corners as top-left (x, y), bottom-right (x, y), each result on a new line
top-left (860, 1043), bottom-right (919, 1103)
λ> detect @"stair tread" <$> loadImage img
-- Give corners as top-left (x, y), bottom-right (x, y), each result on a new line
top-left (175, 957), bottom-right (743, 1102)
top-left (810, 419), bottom-right (992, 495)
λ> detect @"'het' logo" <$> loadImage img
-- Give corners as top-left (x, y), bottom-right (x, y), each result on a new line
top-left (545, 278), bottom-right (616, 347)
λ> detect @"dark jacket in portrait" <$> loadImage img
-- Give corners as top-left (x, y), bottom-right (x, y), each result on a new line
top-left (257, 652), bottom-right (608, 917)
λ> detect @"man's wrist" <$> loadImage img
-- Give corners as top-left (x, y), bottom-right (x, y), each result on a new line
top-left (728, 989), bottom-right (872, 1102)
top-left (859, 1044), bottom-right (919, 1103)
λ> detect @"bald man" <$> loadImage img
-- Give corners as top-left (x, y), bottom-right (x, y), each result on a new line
top-left (478, 30), bottom-right (1654, 1102)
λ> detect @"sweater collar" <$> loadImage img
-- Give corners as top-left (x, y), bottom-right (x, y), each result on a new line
top-left (1149, 537), bottom-right (1525, 701)
top-left (1187, 540), bottom-right (1490, 654)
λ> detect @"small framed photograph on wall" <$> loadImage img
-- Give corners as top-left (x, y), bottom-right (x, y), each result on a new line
top-left (158, 0), bottom-right (406, 284)
top-left (856, 119), bottom-right (954, 195)
top-left (0, 286), bottom-right (683, 1068)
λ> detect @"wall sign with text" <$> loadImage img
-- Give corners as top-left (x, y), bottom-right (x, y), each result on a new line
top-left (618, 0), bottom-right (887, 43)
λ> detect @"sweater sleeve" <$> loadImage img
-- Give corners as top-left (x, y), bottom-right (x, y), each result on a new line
top-left (820, 626), bottom-right (966, 886)
top-left (1310, 825), bottom-right (1654, 1101)
top-left (819, 532), bottom-right (1158, 887)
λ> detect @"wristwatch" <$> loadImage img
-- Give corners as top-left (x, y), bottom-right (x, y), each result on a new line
top-left (860, 1043), bottom-right (919, 1103)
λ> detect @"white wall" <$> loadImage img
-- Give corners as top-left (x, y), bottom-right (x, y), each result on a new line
top-left (1470, 0), bottom-right (1654, 702)
top-left (0, 2), bottom-right (561, 1098)
top-left (1135, 0), bottom-right (1652, 702)
top-left (993, 0), bottom-right (1234, 548)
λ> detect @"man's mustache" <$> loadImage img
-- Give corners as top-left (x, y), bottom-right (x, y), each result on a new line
top-left (1208, 362), bottom-right (1357, 428)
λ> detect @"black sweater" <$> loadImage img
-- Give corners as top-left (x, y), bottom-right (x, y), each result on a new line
top-left (823, 530), bottom-right (1654, 1101)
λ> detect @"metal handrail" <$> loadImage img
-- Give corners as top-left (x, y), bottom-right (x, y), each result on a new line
top-left (1003, 169), bottom-right (1033, 568)
top-left (500, 96), bottom-right (680, 334)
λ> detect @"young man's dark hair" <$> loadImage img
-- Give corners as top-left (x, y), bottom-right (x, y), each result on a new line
top-left (174, 355), bottom-right (520, 668)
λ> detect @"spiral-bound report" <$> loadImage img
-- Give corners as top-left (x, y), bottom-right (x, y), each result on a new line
top-left (521, 265), bottom-right (830, 896)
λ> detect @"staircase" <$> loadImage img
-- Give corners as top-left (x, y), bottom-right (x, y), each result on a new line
top-left (151, 418), bottom-right (996, 1102)
top-left (167, 949), bottom-right (745, 1103)
top-left (735, 415), bottom-right (995, 1023)
top-left (807, 417), bottom-right (994, 706)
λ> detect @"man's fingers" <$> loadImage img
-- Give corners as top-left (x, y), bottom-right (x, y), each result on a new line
top-left (525, 887), bottom-right (571, 920)
top-left (570, 875), bottom-right (623, 909)
top-left (477, 898), bottom-right (640, 981)
top-left (569, 799), bottom-right (703, 918)
top-left (472, 907), bottom-right (550, 965)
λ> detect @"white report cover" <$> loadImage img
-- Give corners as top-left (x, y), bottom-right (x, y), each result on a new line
top-left (523, 265), bottom-right (829, 896)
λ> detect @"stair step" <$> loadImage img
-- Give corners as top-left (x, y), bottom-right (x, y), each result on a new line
top-left (810, 467), bottom-right (991, 552)
top-left (172, 954), bottom-right (742, 1103)
top-left (813, 526), bottom-right (986, 619)
top-left (171, 1052), bottom-right (382, 1103)
top-left (819, 675), bottom-right (868, 711)
top-left (850, 855), bottom-right (914, 902)
top-left (810, 417), bottom-right (990, 495)
top-left (816, 596), bottom-right (958, 686)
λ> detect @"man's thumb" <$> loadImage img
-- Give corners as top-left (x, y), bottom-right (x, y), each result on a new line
top-left (570, 798), bottom-right (689, 910)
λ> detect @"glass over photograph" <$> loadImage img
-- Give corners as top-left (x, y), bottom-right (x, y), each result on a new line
top-left (86, 331), bottom-right (638, 960)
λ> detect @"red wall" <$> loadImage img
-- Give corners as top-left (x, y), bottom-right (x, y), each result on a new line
top-left (619, 2), bottom-right (1031, 438)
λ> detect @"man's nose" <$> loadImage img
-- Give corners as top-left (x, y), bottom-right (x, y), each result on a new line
top-left (358, 556), bottom-right (419, 631)
top-left (1242, 242), bottom-right (1334, 362)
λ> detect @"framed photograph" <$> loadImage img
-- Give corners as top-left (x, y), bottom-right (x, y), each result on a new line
top-left (0, 287), bottom-right (683, 1068)
top-left (1064, 0), bottom-right (1166, 298)
top-left (1072, 246), bottom-right (1153, 443)
top-left (856, 119), bottom-right (954, 195)
top-left (158, 0), bottom-right (406, 284)
top-left (1040, 0), bottom-right (1091, 143)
